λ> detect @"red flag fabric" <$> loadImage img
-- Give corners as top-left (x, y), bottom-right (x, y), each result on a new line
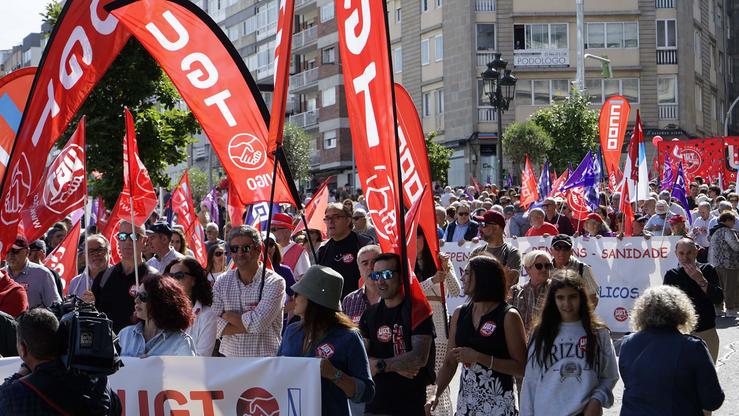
top-left (227, 180), bottom-right (246, 227)
top-left (267, 0), bottom-right (295, 153)
top-left (520, 156), bottom-right (539, 208)
top-left (171, 172), bottom-right (207, 266)
top-left (292, 176), bottom-right (332, 239)
top-left (599, 96), bottom-right (630, 184)
top-left (44, 221), bottom-right (82, 294)
top-left (657, 137), bottom-right (739, 183)
top-left (0, 67), bottom-right (36, 181)
top-left (619, 181), bottom-right (634, 236)
top-left (566, 187), bottom-right (590, 220)
top-left (108, 0), bottom-right (297, 208)
top-left (403, 186), bottom-right (433, 326)
top-left (394, 83), bottom-right (440, 269)
top-left (19, 118), bottom-right (87, 243)
top-left (0, 0), bottom-right (130, 256)
top-left (97, 196), bottom-right (110, 231)
top-left (626, 111), bottom-right (643, 182)
top-left (549, 169), bottom-right (569, 198)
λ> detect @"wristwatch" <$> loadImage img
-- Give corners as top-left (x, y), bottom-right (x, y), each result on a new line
top-left (376, 359), bottom-right (386, 373)
top-left (332, 369), bottom-right (343, 382)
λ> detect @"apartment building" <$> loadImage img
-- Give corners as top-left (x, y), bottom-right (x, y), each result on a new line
top-left (0, 32), bottom-right (46, 75)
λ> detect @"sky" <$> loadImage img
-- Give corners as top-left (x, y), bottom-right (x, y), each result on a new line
top-left (0, 0), bottom-right (50, 50)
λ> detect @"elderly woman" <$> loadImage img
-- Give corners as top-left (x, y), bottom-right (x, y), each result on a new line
top-left (509, 249), bottom-right (553, 334)
top-left (709, 212), bottom-right (739, 317)
top-left (619, 285), bottom-right (724, 415)
top-left (118, 274), bottom-right (196, 357)
top-left (581, 213), bottom-right (614, 238)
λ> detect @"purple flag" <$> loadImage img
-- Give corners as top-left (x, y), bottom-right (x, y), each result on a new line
top-left (671, 163), bottom-right (692, 225)
top-left (537, 161), bottom-right (551, 201)
top-left (660, 154), bottom-right (674, 192)
top-left (202, 187), bottom-right (220, 225)
top-left (561, 151), bottom-right (600, 191)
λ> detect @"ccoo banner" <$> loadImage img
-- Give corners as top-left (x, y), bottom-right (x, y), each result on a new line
top-left (441, 237), bottom-right (680, 332)
top-left (658, 137), bottom-right (739, 184)
top-left (0, 356), bottom-right (321, 415)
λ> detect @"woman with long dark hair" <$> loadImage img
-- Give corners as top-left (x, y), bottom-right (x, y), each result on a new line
top-left (205, 242), bottom-right (227, 284)
top-left (520, 271), bottom-right (619, 415)
top-left (164, 257), bottom-right (217, 356)
top-left (427, 255), bottom-right (527, 416)
top-left (278, 265), bottom-right (374, 415)
top-left (118, 274), bottom-right (196, 357)
top-left (171, 227), bottom-right (194, 257)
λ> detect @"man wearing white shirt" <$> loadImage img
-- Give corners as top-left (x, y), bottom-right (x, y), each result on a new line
top-left (146, 222), bottom-right (185, 273)
top-left (691, 202), bottom-right (714, 249)
top-left (70, 234), bottom-right (111, 299)
top-left (271, 213), bottom-right (310, 280)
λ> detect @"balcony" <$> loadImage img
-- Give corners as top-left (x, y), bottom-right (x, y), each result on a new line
top-left (477, 51), bottom-right (496, 67)
top-left (658, 104), bottom-right (678, 120)
top-left (295, 0), bottom-right (313, 10)
top-left (310, 152), bottom-right (320, 167)
top-left (475, 0), bottom-right (496, 12)
top-left (289, 109), bottom-right (319, 128)
top-left (293, 26), bottom-right (317, 50)
top-left (657, 49), bottom-right (677, 65)
top-left (655, 0), bottom-right (674, 8)
top-left (289, 67), bottom-right (319, 90)
top-left (478, 107), bottom-right (498, 123)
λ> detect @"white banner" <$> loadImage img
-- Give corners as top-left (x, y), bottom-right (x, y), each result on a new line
top-left (0, 356), bottom-right (321, 415)
top-left (441, 236), bottom-right (680, 332)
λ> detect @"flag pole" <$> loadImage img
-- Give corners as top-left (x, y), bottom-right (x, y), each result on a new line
top-left (300, 213), bottom-right (317, 261)
top-left (129, 194), bottom-right (140, 288)
top-left (258, 149), bottom-right (281, 300)
top-left (83, 195), bottom-right (91, 294)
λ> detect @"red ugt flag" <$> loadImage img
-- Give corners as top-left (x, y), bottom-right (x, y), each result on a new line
top-left (292, 176), bottom-right (331, 239)
top-left (520, 156), bottom-right (539, 208)
top-left (44, 221), bottom-right (82, 294)
top-left (171, 172), bottom-right (207, 266)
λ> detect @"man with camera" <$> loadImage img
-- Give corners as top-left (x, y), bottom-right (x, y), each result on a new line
top-left (0, 308), bottom-right (121, 415)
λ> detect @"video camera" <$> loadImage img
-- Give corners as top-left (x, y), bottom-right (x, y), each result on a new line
top-left (47, 296), bottom-right (123, 376)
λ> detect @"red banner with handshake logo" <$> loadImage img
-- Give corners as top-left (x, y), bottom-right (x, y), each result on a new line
top-left (171, 172), bottom-right (207, 266)
top-left (658, 137), bottom-right (739, 184)
top-left (44, 221), bottom-right (82, 294)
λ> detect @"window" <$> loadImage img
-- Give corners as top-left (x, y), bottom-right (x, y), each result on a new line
top-left (624, 23), bottom-right (638, 47)
top-left (514, 23), bottom-right (568, 50)
top-left (657, 76), bottom-right (677, 104)
top-left (436, 0), bottom-right (443, 7)
top-left (695, 85), bottom-right (703, 114)
top-left (320, 3), bottom-right (335, 22)
top-left (434, 89), bottom-right (444, 113)
top-left (421, 0), bottom-right (429, 12)
top-left (587, 79), bottom-right (640, 104)
top-left (226, 24), bottom-right (239, 41)
top-left (656, 19), bottom-right (677, 48)
top-left (477, 24), bottom-right (496, 51)
top-left (710, 43), bottom-right (716, 71)
top-left (421, 38), bottom-right (430, 65)
top-left (694, 30), bottom-right (702, 71)
top-left (395, 7), bottom-right (402, 23)
top-left (551, 80), bottom-right (569, 101)
top-left (622, 79), bottom-right (639, 104)
top-left (243, 16), bottom-right (256, 36)
top-left (515, 80), bottom-right (532, 105)
top-left (606, 23), bottom-right (623, 48)
top-left (586, 23), bottom-right (605, 48)
top-left (393, 47), bottom-right (403, 73)
top-left (323, 130), bottom-right (336, 149)
top-left (423, 92), bottom-right (431, 117)
top-left (514, 79), bottom-right (571, 105)
top-left (587, 22), bottom-right (638, 48)
top-left (322, 87), bottom-right (336, 107)
top-left (434, 34), bottom-right (443, 61)
top-left (586, 79), bottom-right (603, 104)
top-left (322, 47), bottom-right (336, 64)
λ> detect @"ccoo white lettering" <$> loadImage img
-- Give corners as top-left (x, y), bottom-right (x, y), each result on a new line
top-left (146, 11), bottom-right (189, 51)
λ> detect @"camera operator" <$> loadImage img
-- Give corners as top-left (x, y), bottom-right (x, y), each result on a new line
top-left (0, 308), bottom-right (121, 415)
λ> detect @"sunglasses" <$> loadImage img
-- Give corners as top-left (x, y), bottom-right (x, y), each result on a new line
top-left (229, 245), bottom-right (254, 254)
top-left (533, 262), bottom-right (553, 271)
top-left (457, 212), bottom-right (470, 216)
top-left (134, 290), bottom-right (149, 302)
top-left (214, 251), bottom-right (225, 257)
top-left (552, 244), bottom-right (571, 251)
top-left (369, 269), bottom-right (397, 281)
top-left (168, 271), bottom-right (192, 280)
top-left (323, 215), bottom-right (348, 222)
top-left (116, 232), bottom-right (140, 241)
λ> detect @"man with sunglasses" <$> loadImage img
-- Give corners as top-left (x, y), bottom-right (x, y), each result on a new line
top-left (90, 221), bottom-right (157, 333)
top-left (317, 203), bottom-right (372, 298)
top-left (442, 203), bottom-right (479, 244)
top-left (360, 253), bottom-right (435, 416)
top-left (211, 225), bottom-right (286, 357)
top-left (351, 208), bottom-right (378, 243)
top-left (2, 236), bottom-right (60, 308)
top-left (550, 235), bottom-right (599, 307)
top-left (471, 210), bottom-right (521, 287)
top-left (69, 235), bottom-right (110, 299)
top-left (145, 222), bottom-right (184, 274)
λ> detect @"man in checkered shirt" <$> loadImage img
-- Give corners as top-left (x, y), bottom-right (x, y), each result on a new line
top-left (212, 225), bottom-right (286, 357)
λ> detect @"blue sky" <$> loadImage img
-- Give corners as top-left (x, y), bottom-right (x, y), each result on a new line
top-left (0, 0), bottom-right (49, 50)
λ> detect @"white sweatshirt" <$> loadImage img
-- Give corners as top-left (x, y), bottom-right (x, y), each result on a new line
top-left (520, 322), bottom-right (619, 416)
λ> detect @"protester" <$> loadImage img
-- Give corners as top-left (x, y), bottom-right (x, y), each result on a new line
top-left (520, 273), bottom-right (619, 415)
top-left (619, 285), bottom-right (725, 415)
top-left (211, 225), bottom-right (286, 357)
top-left (525, 208), bottom-right (559, 237)
top-left (691, 201), bottom-right (714, 262)
top-left (708, 212), bottom-right (739, 317)
top-left (645, 200), bottom-right (672, 235)
top-left (0, 311), bottom-right (17, 357)
top-left (278, 265), bottom-right (375, 416)
top-left (435, 205), bottom-right (448, 237)
top-left (427, 256), bottom-right (527, 415)
top-left (204, 222), bottom-right (224, 253)
top-left (471, 210), bottom-right (521, 287)
top-left (318, 203), bottom-right (372, 297)
top-left (542, 197), bottom-right (575, 235)
top-left (263, 232), bottom-right (297, 325)
top-left (26, 239), bottom-right (64, 298)
top-left (2, 236), bottom-right (61, 308)
top-left (550, 235), bottom-right (599, 306)
top-left (118, 274), bottom-right (196, 357)
top-left (443, 203), bottom-right (479, 244)
top-left (205, 243), bottom-right (227, 284)
top-left (90, 221), bottom-right (157, 332)
top-left (342, 245), bottom-right (382, 324)
top-left (271, 213), bottom-right (311, 280)
top-left (69, 234), bottom-right (110, 299)
top-left (632, 215), bottom-right (652, 238)
top-left (0, 269), bottom-right (28, 318)
top-left (360, 253), bottom-right (435, 416)
top-left (351, 208), bottom-right (378, 243)
top-left (145, 222), bottom-right (185, 274)
top-left (507, 202), bottom-right (530, 237)
top-left (581, 213), bottom-right (614, 237)
top-left (164, 257), bottom-right (217, 357)
top-left (669, 214), bottom-right (688, 237)
top-left (510, 250), bottom-right (553, 333)
top-left (45, 223), bottom-right (67, 255)
top-left (171, 227), bottom-right (194, 257)
top-left (302, 229), bottom-right (323, 265)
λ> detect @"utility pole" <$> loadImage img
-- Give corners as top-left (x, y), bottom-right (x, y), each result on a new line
top-left (576, 0), bottom-right (585, 92)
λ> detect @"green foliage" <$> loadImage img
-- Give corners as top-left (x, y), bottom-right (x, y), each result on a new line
top-left (530, 90), bottom-right (599, 173)
top-left (41, 1), bottom-right (62, 28)
top-left (187, 167), bottom-right (209, 203)
top-left (425, 132), bottom-right (453, 186)
top-left (282, 123), bottom-right (312, 185)
top-left (502, 120), bottom-right (553, 166)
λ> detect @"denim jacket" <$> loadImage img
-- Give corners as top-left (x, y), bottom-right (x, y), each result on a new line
top-left (118, 322), bottom-right (196, 357)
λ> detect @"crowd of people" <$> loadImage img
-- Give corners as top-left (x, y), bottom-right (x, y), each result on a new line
top-left (0, 176), bottom-right (735, 415)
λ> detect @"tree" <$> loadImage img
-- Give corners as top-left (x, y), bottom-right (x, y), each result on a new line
top-left (282, 123), bottom-right (312, 186)
top-left (425, 131), bottom-right (453, 186)
top-left (44, 2), bottom-right (200, 207)
top-left (502, 120), bottom-right (553, 166)
top-left (187, 167), bottom-right (209, 204)
top-left (530, 90), bottom-right (599, 173)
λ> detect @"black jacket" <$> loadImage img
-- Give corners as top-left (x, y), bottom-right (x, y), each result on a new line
top-left (444, 221), bottom-right (479, 242)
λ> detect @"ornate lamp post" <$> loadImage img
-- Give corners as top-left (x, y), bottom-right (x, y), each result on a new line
top-left (481, 53), bottom-right (517, 186)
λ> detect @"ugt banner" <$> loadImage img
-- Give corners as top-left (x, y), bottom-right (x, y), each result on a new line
top-left (658, 137), bottom-right (739, 184)
top-left (0, 356), bottom-right (321, 415)
top-left (441, 236), bottom-right (680, 332)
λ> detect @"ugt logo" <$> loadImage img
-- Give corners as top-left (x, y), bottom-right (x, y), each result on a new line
top-left (364, 166), bottom-right (397, 241)
top-left (43, 145), bottom-right (85, 214)
top-left (229, 133), bottom-right (267, 171)
top-left (237, 387), bottom-right (279, 416)
top-left (2, 154), bottom-right (31, 224)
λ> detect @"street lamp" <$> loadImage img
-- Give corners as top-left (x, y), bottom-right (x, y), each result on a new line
top-left (481, 53), bottom-right (517, 186)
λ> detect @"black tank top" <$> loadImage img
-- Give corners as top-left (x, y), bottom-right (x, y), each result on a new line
top-left (456, 301), bottom-right (513, 360)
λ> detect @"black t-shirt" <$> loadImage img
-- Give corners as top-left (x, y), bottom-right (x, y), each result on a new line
top-left (317, 231), bottom-right (371, 297)
top-left (91, 263), bottom-right (156, 333)
top-left (664, 263), bottom-right (723, 332)
top-left (359, 301), bottom-right (435, 416)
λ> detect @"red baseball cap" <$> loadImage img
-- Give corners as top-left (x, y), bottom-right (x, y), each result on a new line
top-left (271, 213), bottom-right (295, 230)
top-left (473, 210), bottom-right (506, 228)
top-left (11, 235), bottom-right (28, 250)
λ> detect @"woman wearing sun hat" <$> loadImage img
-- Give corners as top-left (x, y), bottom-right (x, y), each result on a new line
top-left (278, 265), bottom-right (375, 415)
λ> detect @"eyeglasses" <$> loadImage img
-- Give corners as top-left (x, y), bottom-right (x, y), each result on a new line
top-left (542, 204), bottom-right (553, 208)
top-left (552, 244), bottom-right (571, 251)
top-left (229, 245), bottom-right (254, 254)
top-left (134, 290), bottom-right (149, 302)
top-left (214, 251), bottom-right (225, 257)
top-left (8, 248), bottom-right (25, 254)
top-left (457, 212), bottom-right (470, 216)
top-left (116, 232), bottom-right (140, 241)
top-left (352, 216), bottom-right (364, 220)
top-left (89, 248), bottom-right (107, 256)
top-left (167, 271), bottom-right (192, 280)
top-left (323, 215), bottom-right (348, 222)
top-left (533, 262), bottom-right (553, 271)
top-left (369, 269), bottom-right (397, 281)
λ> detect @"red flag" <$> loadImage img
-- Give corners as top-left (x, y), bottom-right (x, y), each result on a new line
top-left (619, 181), bottom-right (634, 236)
top-left (470, 176), bottom-right (482, 193)
top-left (292, 176), bottom-right (332, 239)
top-left (599, 96), bottom-right (630, 182)
top-left (626, 111), bottom-right (643, 182)
top-left (394, 83), bottom-right (440, 269)
top-left (267, 0), bottom-right (295, 153)
top-left (108, 0), bottom-right (297, 208)
top-left (566, 187), bottom-right (590, 220)
top-left (549, 169), bottom-right (569, 198)
top-left (0, 67), bottom-right (36, 181)
top-left (19, 118), bottom-right (87, 243)
top-left (227, 180), bottom-right (246, 227)
top-left (403, 186), bottom-right (433, 325)
top-left (171, 172), bottom-right (207, 266)
top-left (44, 221), bottom-right (82, 294)
top-left (608, 166), bottom-right (623, 192)
top-left (520, 156), bottom-right (539, 208)
top-left (0, 0), bottom-right (130, 256)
